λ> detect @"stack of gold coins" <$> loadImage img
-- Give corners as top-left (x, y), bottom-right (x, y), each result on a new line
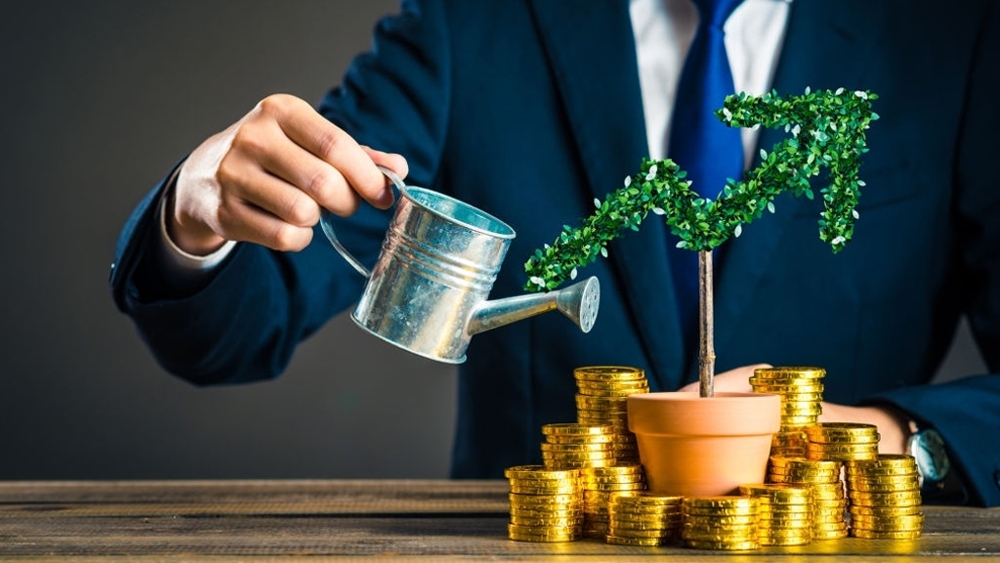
top-left (681, 496), bottom-right (760, 551)
top-left (804, 423), bottom-right (880, 462)
top-left (739, 483), bottom-right (813, 546)
top-left (606, 492), bottom-right (683, 546)
top-left (845, 454), bottom-right (923, 539)
top-left (505, 465), bottom-right (584, 542)
top-left (581, 464), bottom-right (647, 538)
top-left (541, 423), bottom-right (616, 470)
top-left (750, 367), bottom-right (826, 457)
top-left (767, 455), bottom-right (848, 540)
top-left (574, 366), bottom-right (649, 464)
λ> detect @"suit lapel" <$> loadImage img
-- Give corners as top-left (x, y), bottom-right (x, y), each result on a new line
top-left (528, 0), bottom-right (686, 390)
top-left (710, 0), bottom-right (891, 374)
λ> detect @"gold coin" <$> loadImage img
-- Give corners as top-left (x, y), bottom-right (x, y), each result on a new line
top-left (739, 483), bottom-right (813, 502)
top-left (850, 528), bottom-right (921, 540)
top-left (683, 496), bottom-right (757, 511)
top-left (813, 528), bottom-right (849, 540)
top-left (540, 442), bottom-right (613, 453)
top-left (768, 455), bottom-right (843, 469)
top-left (848, 479), bottom-right (920, 493)
top-left (508, 527), bottom-right (581, 543)
top-left (750, 380), bottom-right (826, 393)
top-left (609, 517), bottom-right (677, 531)
top-left (590, 483), bottom-right (647, 494)
top-left (806, 447), bottom-right (878, 462)
top-left (509, 482), bottom-right (581, 495)
top-left (772, 430), bottom-right (808, 443)
top-left (585, 464), bottom-right (644, 476)
top-left (504, 465), bottom-right (581, 480)
top-left (576, 381), bottom-right (649, 394)
top-left (574, 376), bottom-right (649, 388)
top-left (755, 366), bottom-right (826, 378)
top-left (611, 510), bottom-right (682, 523)
top-left (760, 536), bottom-right (812, 546)
top-left (542, 449), bottom-right (616, 460)
top-left (782, 403), bottom-right (825, 416)
top-left (779, 392), bottom-right (825, 402)
top-left (807, 442), bottom-right (881, 453)
top-left (509, 492), bottom-right (582, 505)
top-left (847, 472), bottom-right (919, 484)
top-left (510, 510), bottom-right (583, 522)
top-left (850, 514), bottom-right (924, 531)
top-left (685, 514), bottom-right (760, 527)
top-left (783, 416), bottom-right (822, 428)
top-left (608, 526), bottom-right (675, 539)
top-left (845, 454), bottom-right (918, 472)
top-left (682, 527), bottom-right (759, 542)
top-left (606, 534), bottom-right (667, 546)
top-left (848, 504), bottom-right (923, 517)
top-left (544, 459), bottom-right (615, 470)
top-left (613, 492), bottom-right (685, 506)
top-left (574, 365), bottom-right (647, 381)
top-left (545, 434), bottom-right (616, 445)
top-left (542, 423), bottom-right (614, 436)
top-left (684, 538), bottom-right (760, 551)
top-left (509, 514), bottom-right (582, 527)
top-left (805, 422), bottom-right (880, 442)
top-left (847, 490), bottom-right (922, 506)
top-left (758, 515), bottom-right (814, 528)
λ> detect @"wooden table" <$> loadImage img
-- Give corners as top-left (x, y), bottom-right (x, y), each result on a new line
top-left (1, 480), bottom-right (998, 561)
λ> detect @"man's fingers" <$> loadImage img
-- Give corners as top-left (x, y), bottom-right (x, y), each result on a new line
top-left (260, 95), bottom-right (390, 210)
top-left (216, 196), bottom-right (315, 252)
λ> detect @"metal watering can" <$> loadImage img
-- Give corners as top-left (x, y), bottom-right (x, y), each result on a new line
top-left (320, 167), bottom-right (600, 364)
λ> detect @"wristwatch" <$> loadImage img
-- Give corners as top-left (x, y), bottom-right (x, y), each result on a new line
top-left (907, 420), bottom-right (951, 492)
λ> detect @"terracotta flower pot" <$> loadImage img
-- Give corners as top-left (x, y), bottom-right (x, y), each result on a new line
top-left (627, 391), bottom-right (781, 497)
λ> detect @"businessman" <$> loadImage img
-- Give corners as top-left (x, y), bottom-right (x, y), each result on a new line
top-left (111, 0), bottom-right (1000, 505)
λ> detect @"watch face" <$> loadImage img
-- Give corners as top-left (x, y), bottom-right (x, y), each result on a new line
top-left (912, 429), bottom-right (951, 483)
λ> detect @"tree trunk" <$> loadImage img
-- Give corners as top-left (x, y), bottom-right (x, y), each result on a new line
top-left (698, 249), bottom-right (715, 398)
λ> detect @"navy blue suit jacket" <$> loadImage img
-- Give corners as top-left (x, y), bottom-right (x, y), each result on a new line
top-left (111, 0), bottom-right (1000, 505)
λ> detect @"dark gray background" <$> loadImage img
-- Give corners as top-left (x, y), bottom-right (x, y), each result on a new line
top-left (0, 1), bottom-right (986, 480)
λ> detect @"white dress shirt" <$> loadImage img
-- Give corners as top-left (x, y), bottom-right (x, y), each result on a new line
top-left (630, 0), bottom-right (791, 166)
top-left (160, 0), bottom-right (792, 271)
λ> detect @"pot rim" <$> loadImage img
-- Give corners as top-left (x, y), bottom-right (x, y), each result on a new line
top-left (627, 391), bottom-right (781, 436)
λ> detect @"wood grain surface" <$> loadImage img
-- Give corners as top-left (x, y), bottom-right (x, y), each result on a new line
top-left (0, 480), bottom-right (998, 561)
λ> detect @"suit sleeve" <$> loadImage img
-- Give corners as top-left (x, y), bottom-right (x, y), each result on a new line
top-left (866, 1), bottom-right (1000, 507)
top-left (108, 0), bottom-right (451, 386)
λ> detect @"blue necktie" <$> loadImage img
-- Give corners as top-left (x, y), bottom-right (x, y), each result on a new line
top-left (666, 0), bottom-right (745, 354)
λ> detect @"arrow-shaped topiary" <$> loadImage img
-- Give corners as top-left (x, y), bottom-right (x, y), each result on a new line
top-left (524, 87), bottom-right (879, 397)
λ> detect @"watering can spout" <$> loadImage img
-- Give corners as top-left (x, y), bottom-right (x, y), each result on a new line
top-left (467, 276), bottom-right (601, 336)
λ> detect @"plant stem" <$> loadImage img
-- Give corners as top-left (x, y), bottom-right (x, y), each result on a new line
top-left (698, 249), bottom-right (715, 398)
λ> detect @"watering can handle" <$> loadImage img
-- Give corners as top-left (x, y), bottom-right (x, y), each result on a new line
top-left (319, 166), bottom-right (406, 279)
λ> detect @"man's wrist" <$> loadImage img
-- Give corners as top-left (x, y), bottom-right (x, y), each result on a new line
top-left (157, 173), bottom-right (236, 273)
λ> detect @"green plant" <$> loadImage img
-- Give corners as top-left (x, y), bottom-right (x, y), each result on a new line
top-left (524, 87), bottom-right (878, 396)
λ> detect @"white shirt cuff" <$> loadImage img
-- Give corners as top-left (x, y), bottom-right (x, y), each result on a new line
top-left (157, 178), bottom-right (236, 273)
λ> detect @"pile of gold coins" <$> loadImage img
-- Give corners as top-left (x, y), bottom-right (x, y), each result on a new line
top-left (540, 423), bottom-right (616, 470)
top-left (504, 364), bottom-right (926, 548)
top-left (739, 483), bottom-right (814, 546)
top-left (581, 464), bottom-right (646, 538)
top-left (681, 496), bottom-right (760, 551)
top-left (573, 366), bottom-right (648, 465)
top-left (846, 455), bottom-right (924, 539)
top-left (767, 455), bottom-right (849, 539)
top-left (805, 422), bottom-right (880, 461)
top-left (750, 366), bottom-right (826, 457)
top-left (505, 465), bottom-right (583, 542)
top-left (606, 491), bottom-right (683, 546)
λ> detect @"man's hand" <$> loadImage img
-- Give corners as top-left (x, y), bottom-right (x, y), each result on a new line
top-left (169, 93), bottom-right (408, 255)
top-left (677, 363), bottom-right (910, 454)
